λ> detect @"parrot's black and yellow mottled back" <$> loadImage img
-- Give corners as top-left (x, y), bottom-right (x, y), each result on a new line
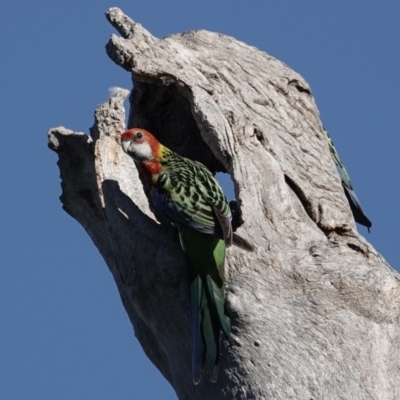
top-left (121, 128), bottom-right (253, 383)
top-left (324, 129), bottom-right (372, 231)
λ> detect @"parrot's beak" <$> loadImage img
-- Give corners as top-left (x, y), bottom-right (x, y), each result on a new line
top-left (121, 140), bottom-right (130, 153)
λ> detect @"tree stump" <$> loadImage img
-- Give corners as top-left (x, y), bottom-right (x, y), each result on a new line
top-left (48, 8), bottom-right (400, 400)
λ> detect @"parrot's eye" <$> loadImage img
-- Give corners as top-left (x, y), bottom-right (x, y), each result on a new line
top-left (136, 132), bottom-right (143, 140)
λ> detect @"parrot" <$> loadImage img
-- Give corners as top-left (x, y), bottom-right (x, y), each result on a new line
top-left (121, 128), bottom-right (254, 384)
top-left (323, 129), bottom-right (372, 231)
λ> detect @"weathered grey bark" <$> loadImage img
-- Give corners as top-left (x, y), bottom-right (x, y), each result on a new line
top-left (48, 8), bottom-right (400, 400)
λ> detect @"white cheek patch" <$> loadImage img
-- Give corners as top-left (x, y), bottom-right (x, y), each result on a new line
top-left (133, 142), bottom-right (153, 161)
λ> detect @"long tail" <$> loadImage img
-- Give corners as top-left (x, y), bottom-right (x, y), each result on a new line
top-left (343, 185), bottom-right (372, 231)
top-left (180, 228), bottom-right (232, 384)
top-left (190, 274), bottom-right (232, 383)
top-left (324, 129), bottom-right (372, 230)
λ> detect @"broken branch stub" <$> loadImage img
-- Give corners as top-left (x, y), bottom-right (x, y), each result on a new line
top-left (48, 7), bottom-right (400, 400)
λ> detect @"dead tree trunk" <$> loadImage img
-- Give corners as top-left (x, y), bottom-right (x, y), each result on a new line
top-left (48, 8), bottom-right (400, 400)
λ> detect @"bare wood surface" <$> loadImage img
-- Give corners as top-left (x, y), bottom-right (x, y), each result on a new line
top-left (48, 8), bottom-right (400, 399)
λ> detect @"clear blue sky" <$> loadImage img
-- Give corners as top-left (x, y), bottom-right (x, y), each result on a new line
top-left (1, 1), bottom-right (398, 399)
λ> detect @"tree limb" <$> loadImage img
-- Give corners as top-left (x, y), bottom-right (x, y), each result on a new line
top-left (48, 8), bottom-right (400, 399)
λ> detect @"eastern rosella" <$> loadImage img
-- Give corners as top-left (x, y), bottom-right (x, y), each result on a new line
top-left (324, 129), bottom-right (372, 231)
top-left (121, 128), bottom-right (253, 384)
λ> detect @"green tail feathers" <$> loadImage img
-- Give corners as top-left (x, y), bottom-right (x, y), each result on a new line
top-left (179, 227), bottom-right (232, 384)
top-left (323, 128), bottom-right (372, 230)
